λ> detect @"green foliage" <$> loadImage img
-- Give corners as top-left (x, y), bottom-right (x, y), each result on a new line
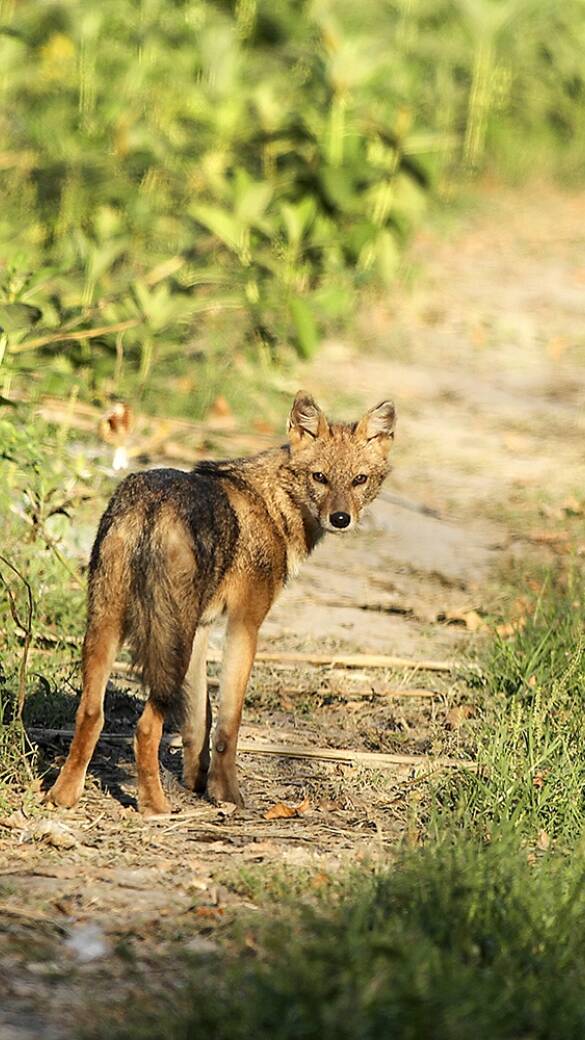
top-left (0, 416), bottom-right (90, 681)
top-left (0, 0), bottom-right (583, 405)
top-left (0, 415), bottom-right (92, 802)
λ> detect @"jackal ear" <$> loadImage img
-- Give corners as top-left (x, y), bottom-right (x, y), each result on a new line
top-left (355, 401), bottom-right (396, 445)
top-left (288, 391), bottom-right (329, 443)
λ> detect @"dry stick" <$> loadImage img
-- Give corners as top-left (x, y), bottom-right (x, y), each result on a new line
top-left (29, 634), bottom-right (459, 674)
top-left (108, 660), bottom-right (438, 699)
top-left (379, 490), bottom-right (443, 520)
top-left (0, 903), bottom-right (67, 932)
top-left (237, 741), bottom-right (477, 772)
top-left (206, 648), bottom-right (457, 673)
top-left (28, 728), bottom-right (476, 772)
top-left (10, 318), bottom-right (141, 354)
top-left (0, 555), bottom-right (34, 718)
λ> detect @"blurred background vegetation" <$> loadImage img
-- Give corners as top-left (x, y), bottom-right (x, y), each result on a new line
top-left (0, 0), bottom-right (584, 417)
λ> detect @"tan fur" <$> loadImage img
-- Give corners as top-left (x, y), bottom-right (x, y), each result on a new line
top-left (45, 392), bottom-right (395, 814)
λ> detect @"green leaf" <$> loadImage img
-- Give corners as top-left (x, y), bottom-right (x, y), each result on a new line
top-left (319, 166), bottom-right (357, 213)
top-left (234, 178), bottom-right (273, 227)
top-left (374, 229), bottom-right (400, 285)
top-left (289, 296), bottom-right (319, 359)
top-left (189, 204), bottom-right (242, 253)
top-left (0, 303), bottom-right (42, 332)
top-left (281, 198), bottom-right (316, 247)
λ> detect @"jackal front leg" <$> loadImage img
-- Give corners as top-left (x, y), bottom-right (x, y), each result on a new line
top-left (182, 626), bottom-right (212, 794)
top-left (207, 614), bottom-right (260, 807)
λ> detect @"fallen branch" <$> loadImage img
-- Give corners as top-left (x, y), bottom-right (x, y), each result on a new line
top-left (28, 637), bottom-right (461, 674)
top-left (109, 660), bottom-right (438, 699)
top-left (237, 741), bottom-right (477, 772)
top-left (29, 728), bottom-right (476, 772)
top-left (11, 318), bottom-right (141, 354)
top-left (207, 649), bottom-right (457, 673)
top-left (26, 651), bottom-right (440, 698)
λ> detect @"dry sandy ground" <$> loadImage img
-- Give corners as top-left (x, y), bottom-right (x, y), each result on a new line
top-left (1, 183), bottom-right (584, 1038)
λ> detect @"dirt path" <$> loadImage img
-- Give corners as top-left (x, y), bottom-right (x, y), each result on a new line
top-left (1, 183), bottom-right (584, 1039)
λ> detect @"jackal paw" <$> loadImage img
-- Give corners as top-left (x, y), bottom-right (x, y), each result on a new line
top-left (137, 789), bottom-right (171, 817)
top-left (43, 777), bottom-right (84, 809)
top-left (207, 771), bottom-right (244, 808)
top-left (183, 764), bottom-right (209, 796)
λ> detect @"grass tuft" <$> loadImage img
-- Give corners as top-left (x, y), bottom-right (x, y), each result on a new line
top-left (436, 564), bottom-right (585, 846)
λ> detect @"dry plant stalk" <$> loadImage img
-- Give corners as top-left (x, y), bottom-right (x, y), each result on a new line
top-left (0, 555), bottom-right (34, 717)
top-left (29, 728), bottom-right (476, 772)
top-left (206, 648), bottom-right (456, 673)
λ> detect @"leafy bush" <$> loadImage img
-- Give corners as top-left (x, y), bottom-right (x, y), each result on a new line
top-left (0, 0), bottom-right (583, 406)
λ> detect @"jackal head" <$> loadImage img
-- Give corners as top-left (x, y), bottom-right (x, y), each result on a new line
top-left (287, 391), bottom-right (396, 533)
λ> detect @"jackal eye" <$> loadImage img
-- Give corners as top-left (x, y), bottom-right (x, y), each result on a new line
top-left (352, 473), bottom-right (368, 486)
top-left (312, 471), bottom-right (328, 485)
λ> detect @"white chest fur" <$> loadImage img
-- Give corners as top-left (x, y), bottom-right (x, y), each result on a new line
top-left (286, 544), bottom-right (305, 581)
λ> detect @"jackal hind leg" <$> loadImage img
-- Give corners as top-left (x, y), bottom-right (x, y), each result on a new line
top-left (207, 597), bottom-right (268, 807)
top-left (134, 699), bottom-right (172, 816)
top-left (45, 621), bottom-right (120, 808)
top-left (181, 627), bottom-right (212, 794)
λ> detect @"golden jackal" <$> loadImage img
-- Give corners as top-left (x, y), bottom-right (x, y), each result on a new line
top-left (46, 392), bottom-right (395, 815)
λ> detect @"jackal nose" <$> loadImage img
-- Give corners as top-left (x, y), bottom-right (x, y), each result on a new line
top-left (330, 511), bottom-right (351, 529)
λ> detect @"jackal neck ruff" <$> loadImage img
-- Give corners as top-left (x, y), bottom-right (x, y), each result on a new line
top-left (193, 444), bottom-right (324, 580)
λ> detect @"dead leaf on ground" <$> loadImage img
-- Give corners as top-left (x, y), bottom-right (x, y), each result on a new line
top-left (496, 617), bottom-right (526, 637)
top-left (208, 396), bottom-right (236, 429)
top-left (33, 820), bottom-right (78, 850)
top-left (215, 802), bottom-right (238, 818)
top-left (0, 810), bottom-right (29, 831)
top-left (210, 395), bottom-right (232, 417)
top-left (194, 906), bottom-right (224, 920)
top-left (536, 829), bottom-right (550, 852)
top-left (446, 705), bottom-right (473, 730)
top-left (252, 418), bottom-right (274, 434)
top-left (264, 796), bottom-right (311, 821)
top-left (528, 529), bottom-right (570, 545)
top-left (311, 872), bottom-right (332, 889)
top-left (319, 798), bottom-right (345, 813)
top-left (439, 609), bottom-right (486, 632)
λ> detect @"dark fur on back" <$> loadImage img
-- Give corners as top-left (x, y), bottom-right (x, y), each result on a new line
top-left (89, 467), bottom-right (240, 716)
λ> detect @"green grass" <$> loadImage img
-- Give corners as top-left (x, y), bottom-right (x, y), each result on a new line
top-left (435, 564), bottom-right (585, 847)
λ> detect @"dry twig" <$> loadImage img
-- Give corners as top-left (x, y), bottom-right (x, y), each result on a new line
top-left (28, 728), bottom-right (476, 772)
top-left (0, 555), bottom-right (34, 717)
top-left (207, 648), bottom-right (456, 673)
